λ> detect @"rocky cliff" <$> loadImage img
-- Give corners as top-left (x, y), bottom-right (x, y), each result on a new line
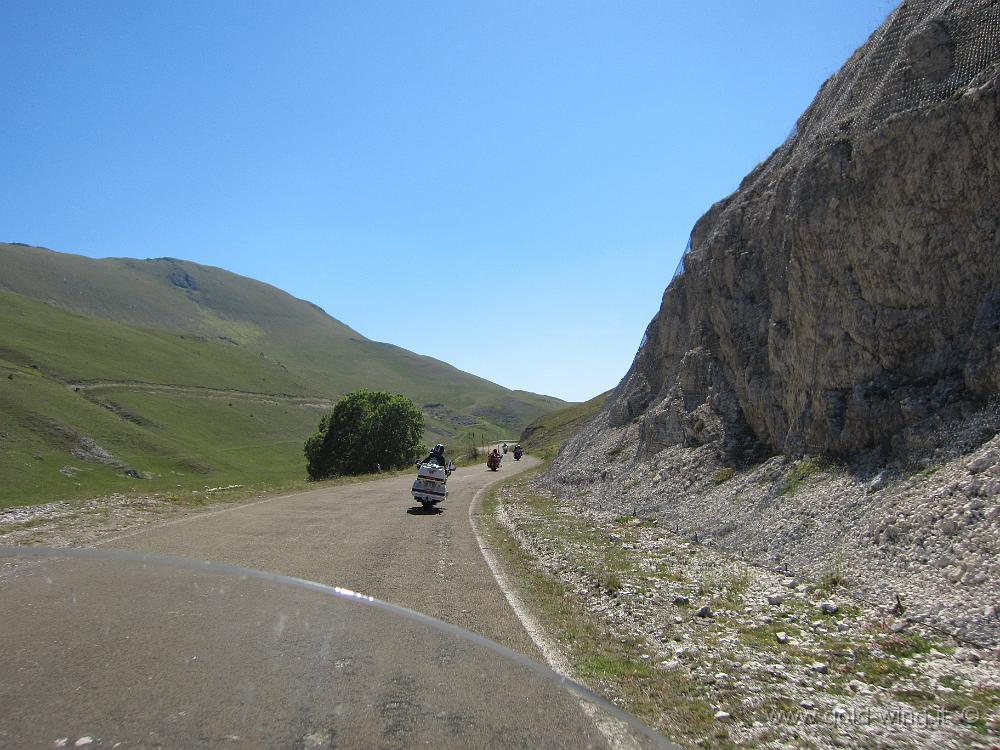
top-left (547, 0), bottom-right (1000, 646)
top-left (590, 0), bottom-right (1000, 461)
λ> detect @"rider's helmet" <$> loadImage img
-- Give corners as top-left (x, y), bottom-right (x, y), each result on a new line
top-left (434, 444), bottom-right (446, 454)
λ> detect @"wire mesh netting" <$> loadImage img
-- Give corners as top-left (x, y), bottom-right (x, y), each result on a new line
top-left (670, 0), bottom-right (1000, 282)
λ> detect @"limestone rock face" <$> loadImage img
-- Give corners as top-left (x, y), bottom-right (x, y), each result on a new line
top-left (600, 0), bottom-right (1000, 459)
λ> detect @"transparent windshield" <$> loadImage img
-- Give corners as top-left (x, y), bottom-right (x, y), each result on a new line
top-left (0, 546), bottom-right (674, 749)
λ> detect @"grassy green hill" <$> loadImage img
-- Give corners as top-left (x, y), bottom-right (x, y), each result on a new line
top-left (0, 243), bottom-right (565, 507)
top-left (519, 390), bottom-right (611, 459)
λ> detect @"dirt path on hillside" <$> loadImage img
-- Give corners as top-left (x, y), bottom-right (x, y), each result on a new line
top-left (68, 379), bottom-right (334, 407)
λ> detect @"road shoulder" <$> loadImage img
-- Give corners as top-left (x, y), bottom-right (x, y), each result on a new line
top-left (481, 472), bottom-right (1000, 750)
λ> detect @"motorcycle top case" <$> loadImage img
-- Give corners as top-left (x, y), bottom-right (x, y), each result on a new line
top-left (416, 463), bottom-right (447, 482)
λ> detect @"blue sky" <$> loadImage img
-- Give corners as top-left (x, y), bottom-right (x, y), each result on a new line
top-left (0, 1), bottom-right (895, 402)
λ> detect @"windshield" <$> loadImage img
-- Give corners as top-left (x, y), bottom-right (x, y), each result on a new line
top-left (0, 546), bottom-right (674, 749)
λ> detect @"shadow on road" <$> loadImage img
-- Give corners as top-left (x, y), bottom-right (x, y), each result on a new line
top-left (406, 505), bottom-right (444, 516)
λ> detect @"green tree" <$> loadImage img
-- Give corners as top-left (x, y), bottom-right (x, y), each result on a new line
top-left (304, 390), bottom-right (425, 479)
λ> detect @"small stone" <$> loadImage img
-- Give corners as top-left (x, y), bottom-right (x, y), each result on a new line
top-left (657, 660), bottom-right (682, 671)
top-left (782, 578), bottom-right (797, 589)
top-left (890, 620), bottom-right (907, 633)
top-left (955, 648), bottom-right (982, 665)
top-left (968, 453), bottom-right (995, 474)
top-left (673, 616), bottom-right (683, 624)
top-left (800, 700), bottom-right (815, 710)
top-left (820, 602), bottom-right (839, 615)
top-left (714, 672), bottom-right (729, 681)
top-left (868, 472), bottom-right (888, 492)
top-left (776, 631), bottom-right (789, 644)
top-left (812, 662), bottom-right (829, 674)
top-left (673, 595), bottom-right (690, 605)
top-left (767, 594), bottom-right (783, 606)
top-left (848, 679), bottom-right (864, 692)
top-left (714, 711), bottom-right (732, 721)
top-left (837, 622), bottom-right (850, 632)
top-left (75, 740), bottom-right (94, 748)
top-left (696, 605), bottom-right (713, 618)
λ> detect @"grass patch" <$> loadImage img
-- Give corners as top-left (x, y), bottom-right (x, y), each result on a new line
top-left (578, 654), bottom-right (657, 680)
top-left (615, 514), bottom-right (658, 528)
top-left (852, 646), bottom-right (915, 687)
top-left (893, 688), bottom-right (937, 707)
top-left (939, 675), bottom-right (963, 691)
top-left (712, 467), bottom-right (735, 484)
top-left (880, 633), bottom-right (935, 658)
top-left (736, 621), bottom-right (802, 651)
top-left (779, 456), bottom-right (831, 496)
top-left (603, 573), bottom-right (624, 594)
top-left (0, 516), bottom-right (54, 535)
top-left (722, 567), bottom-right (753, 607)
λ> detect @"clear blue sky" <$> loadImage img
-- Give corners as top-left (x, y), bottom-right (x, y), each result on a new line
top-left (0, 1), bottom-right (895, 402)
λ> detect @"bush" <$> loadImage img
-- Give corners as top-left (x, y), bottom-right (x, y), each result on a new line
top-left (304, 390), bottom-right (425, 479)
top-left (712, 467), bottom-right (735, 484)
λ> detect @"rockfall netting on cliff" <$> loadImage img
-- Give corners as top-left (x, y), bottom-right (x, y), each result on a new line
top-left (672, 0), bottom-right (1000, 283)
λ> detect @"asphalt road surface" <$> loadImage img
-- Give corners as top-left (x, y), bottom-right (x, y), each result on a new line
top-left (0, 457), bottom-right (666, 748)
top-left (106, 454), bottom-right (545, 650)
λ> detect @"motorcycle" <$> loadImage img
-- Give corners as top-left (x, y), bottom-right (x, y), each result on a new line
top-left (513, 445), bottom-right (523, 461)
top-left (487, 451), bottom-right (502, 471)
top-left (411, 459), bottom-right (454, 510)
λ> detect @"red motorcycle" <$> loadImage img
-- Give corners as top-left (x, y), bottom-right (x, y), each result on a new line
top-left (487, 451), bottom-right (502, 471)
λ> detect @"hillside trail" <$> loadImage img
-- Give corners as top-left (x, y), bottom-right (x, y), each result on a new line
top-left (68, 378), bottom-right (334, 406)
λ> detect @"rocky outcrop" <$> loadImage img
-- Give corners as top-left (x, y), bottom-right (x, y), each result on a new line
top-left (545, 0), bottom-right (1000, 649)
top-left (589, 0), bottom-right (1000, 461)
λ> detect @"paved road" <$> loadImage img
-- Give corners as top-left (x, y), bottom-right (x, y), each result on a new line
top-left (0, 457), bottom-right (660, 748)
top-left (104, 454), bottom-right (544, 652)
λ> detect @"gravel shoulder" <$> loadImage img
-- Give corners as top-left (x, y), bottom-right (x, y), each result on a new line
top-left (487, 472), bottom-right (1000, 750)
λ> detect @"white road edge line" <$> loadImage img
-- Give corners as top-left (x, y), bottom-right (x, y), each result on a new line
top-left (468, 477), bottom-right (643, 750)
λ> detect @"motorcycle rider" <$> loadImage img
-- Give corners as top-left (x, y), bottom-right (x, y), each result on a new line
top-left (418, 444), bottom-right (454, 476)
top-left (421, 444), bottom-right (448, 467)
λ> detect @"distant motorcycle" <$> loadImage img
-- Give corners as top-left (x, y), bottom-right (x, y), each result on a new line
top-left (487, 451), bottom-right (502, 471)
